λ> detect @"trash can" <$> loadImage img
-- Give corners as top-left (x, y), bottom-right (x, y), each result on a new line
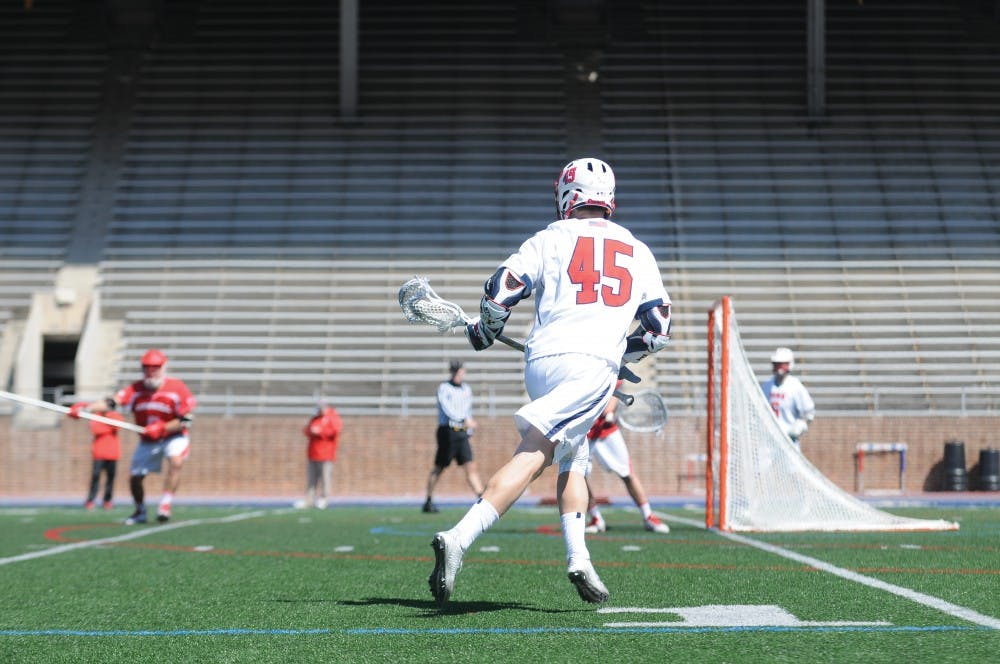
top-left (978, 448), bottom-right (1000, 491)
top-left (942, 440), bottom-right (968, 491)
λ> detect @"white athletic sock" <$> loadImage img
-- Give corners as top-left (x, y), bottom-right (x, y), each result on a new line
top-left (160, 492), bottom-right (174, 507)
top-left (590, 505), bottom-right (604, 521)
top-left (638, 502), bottom-right (652, 519)
top-left (561, 511), bottom-right (590, 568)
top-left (450, 498), bottom-right (500, 551)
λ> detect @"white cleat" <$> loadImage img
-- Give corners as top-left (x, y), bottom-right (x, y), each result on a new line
top-left (429, 531), bottom-right (464, 605)
top-left (567, 559), bottom-right (610, 604)
top-left (584, 515), bottom-right (606, 534)
top-left (644, 515), bottom-right (670, 534)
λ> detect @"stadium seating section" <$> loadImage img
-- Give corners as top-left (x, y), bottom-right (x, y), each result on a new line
top-left (2, 0), bottom-right (999, 415)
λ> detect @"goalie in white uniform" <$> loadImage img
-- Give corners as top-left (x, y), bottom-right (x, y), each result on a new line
top-left (761, 347), bottom-right (815, 448)
top-left (428, 157), bottom-right (673, 606)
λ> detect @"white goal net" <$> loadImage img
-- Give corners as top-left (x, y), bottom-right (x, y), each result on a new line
top-left (706, 296), bottom-right (958, 532)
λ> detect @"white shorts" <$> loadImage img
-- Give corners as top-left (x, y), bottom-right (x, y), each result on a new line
top-left (514, 353), bottom-right (617, 474)
top-left (587, 429), bottom-right (632, 479)
top-left (130, 434), bottom-right (191, 476)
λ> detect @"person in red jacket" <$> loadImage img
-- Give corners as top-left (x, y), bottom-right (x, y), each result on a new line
top-left (294, 402), bottom-right (343, 509)
top-left (83, 401), bottom-right (123, 510)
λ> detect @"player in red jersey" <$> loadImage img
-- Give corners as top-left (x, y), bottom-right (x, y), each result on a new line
top-left (69, 349), bottom-right (197, 525)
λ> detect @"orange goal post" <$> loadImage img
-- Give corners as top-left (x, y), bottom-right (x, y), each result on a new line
top-left (705, 296), bottom-right (958, 532)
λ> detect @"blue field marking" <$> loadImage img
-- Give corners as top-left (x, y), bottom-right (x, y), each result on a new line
top-left (0, 625), bottom-right (987, 638)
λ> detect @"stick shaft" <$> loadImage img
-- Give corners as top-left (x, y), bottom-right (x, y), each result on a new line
top-left (0, 390), bottom-right (147, 434)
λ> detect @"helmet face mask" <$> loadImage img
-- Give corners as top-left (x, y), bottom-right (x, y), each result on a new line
top-left (770, 347), bottom-right (794, 381)
top-left (554, 158), bottom-right (616, 219)
top-left (141, 349), bottom-right (167, 389)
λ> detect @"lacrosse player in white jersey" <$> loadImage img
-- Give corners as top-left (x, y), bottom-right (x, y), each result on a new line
top-left (761, 347), bottom-right (815, 448)
top-left (428, 157), bottom-right (673, 606)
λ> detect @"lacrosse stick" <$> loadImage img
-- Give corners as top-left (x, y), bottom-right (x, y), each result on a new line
top-left (0, 390), bottom-right (147, 435)
top-left (399, 277), bottom-right (635, 405)
top-left (617, 389), bottom-right (669, 433)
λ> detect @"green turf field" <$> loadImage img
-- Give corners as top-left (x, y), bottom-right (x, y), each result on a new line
top-left (1, 504), bottom-right (997, 663)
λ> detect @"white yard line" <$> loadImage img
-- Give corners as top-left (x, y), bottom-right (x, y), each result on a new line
top-left (0, 511), bottom-right (266, 567)
top-left (660, 513), bottom-right (1000, 630)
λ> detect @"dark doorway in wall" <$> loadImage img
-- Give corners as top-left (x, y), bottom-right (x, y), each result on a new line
top-left (43, 336), bottom-right (78, 404)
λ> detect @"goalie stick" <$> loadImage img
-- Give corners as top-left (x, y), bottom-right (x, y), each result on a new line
top-left (398, 276), bottom-right (636, 405)
top-left (616, 389), bottom-right (669, 433)
top-left (0, 389), bottom-right (148, 435)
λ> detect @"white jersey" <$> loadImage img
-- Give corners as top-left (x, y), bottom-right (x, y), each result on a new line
top-left (761, 375), bottom-right (815, 439)
top-left (437, 380), bottom-right (473, 428)
top-left (501, 217), bottom-right (669, 366)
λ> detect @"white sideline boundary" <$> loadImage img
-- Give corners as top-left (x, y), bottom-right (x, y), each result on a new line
top-left (0, 511), bottom-right (266, 567)
top-left (660, 513), bottom-right (1000, 630)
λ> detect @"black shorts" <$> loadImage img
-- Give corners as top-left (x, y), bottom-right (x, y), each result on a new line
top-left (434, 425), bottom-right (474, 468)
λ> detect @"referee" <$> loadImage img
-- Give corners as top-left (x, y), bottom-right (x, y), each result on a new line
top-left (423, 360), bottom-right (484, 513)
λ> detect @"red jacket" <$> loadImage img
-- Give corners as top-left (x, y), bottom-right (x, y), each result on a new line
top-left (305, 407), bottom-right (343, 462)
top-left (90, 412), bottom-right (123, 461)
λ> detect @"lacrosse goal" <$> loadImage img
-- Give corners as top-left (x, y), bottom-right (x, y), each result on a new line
top-left (705, 296), bottom-right (958, 532)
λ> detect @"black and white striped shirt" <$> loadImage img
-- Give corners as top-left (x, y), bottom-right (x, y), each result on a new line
top-left (437, 380), bottom-right (473, 428)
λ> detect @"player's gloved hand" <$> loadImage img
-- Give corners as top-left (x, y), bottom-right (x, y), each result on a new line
top-left (622, 332), bottom-right (650, 364)
top-left (479, 298), bottom-right (511, 335)
top-left (68, 402), bottom-right (88, 419)
top-left (618, 365), bottom-right (641, 383)
top-left (788, 419), bottom-right (809, 438)
top-left (465, 318), bottom-right (495, 351)
top-left (143, 420), bottom-right (167, 440)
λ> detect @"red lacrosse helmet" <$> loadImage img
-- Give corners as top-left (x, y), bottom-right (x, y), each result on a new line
top-left (141, 349), bottom-right (167, 367)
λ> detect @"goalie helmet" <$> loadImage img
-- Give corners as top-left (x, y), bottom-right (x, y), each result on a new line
top-left (770, 347), bottom-right (795, 372)
top-left (554, 158), bottom-right (616, 219)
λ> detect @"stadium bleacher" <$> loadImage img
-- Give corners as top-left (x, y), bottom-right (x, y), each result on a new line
top-left (103, 0), bottom-right (568, 260)
top-left (2, 0), bottom-right (999, 418)
top-left (0, 0), bottom-right (105, 265)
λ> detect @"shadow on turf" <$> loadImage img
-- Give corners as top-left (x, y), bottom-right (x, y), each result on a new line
top-left (336, 597), bottom-right (577, 615)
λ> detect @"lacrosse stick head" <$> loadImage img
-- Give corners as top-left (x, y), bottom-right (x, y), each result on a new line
top-left (617, 389), bottom-right (669, 433)
top-left (398, 276), bottom-right (470, 333)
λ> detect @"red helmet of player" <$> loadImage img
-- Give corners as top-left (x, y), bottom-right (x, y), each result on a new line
top-left (141, 349), bottom-right (167, 389)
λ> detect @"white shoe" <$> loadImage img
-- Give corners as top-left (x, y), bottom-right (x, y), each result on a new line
top-left (429, 531), bottom-right (464, 605)
top-left (567, 559), bottom-right (610, 604)
top-left (293, 499), bottom-right (308, 509)
top-left (316, 498), bottom-right (328, 509)
top-left (644, 515), bottom-right (670, 534)
top-left (584, 515), bottom-right (606, 534)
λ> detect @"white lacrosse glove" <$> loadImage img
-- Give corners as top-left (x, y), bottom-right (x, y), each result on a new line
top-left (479, 298), bottom-right (510, 336)
top-left (622, 331), bottom-right (651, 364)
top-left (466, 298), bottom-right (511, 351)
top-left (788, 418), bottom-right (809, 438)
top-left (465, 318), bottom-right (495, 351)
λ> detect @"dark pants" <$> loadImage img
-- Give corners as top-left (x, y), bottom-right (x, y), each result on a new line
top-left (87, 459), bottom-right (117, 503)
top-left (434, 425), bottom-right (474, 468)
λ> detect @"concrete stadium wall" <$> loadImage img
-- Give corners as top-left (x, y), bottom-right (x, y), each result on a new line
top-left (1, 415), bottom-right (998, 505)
